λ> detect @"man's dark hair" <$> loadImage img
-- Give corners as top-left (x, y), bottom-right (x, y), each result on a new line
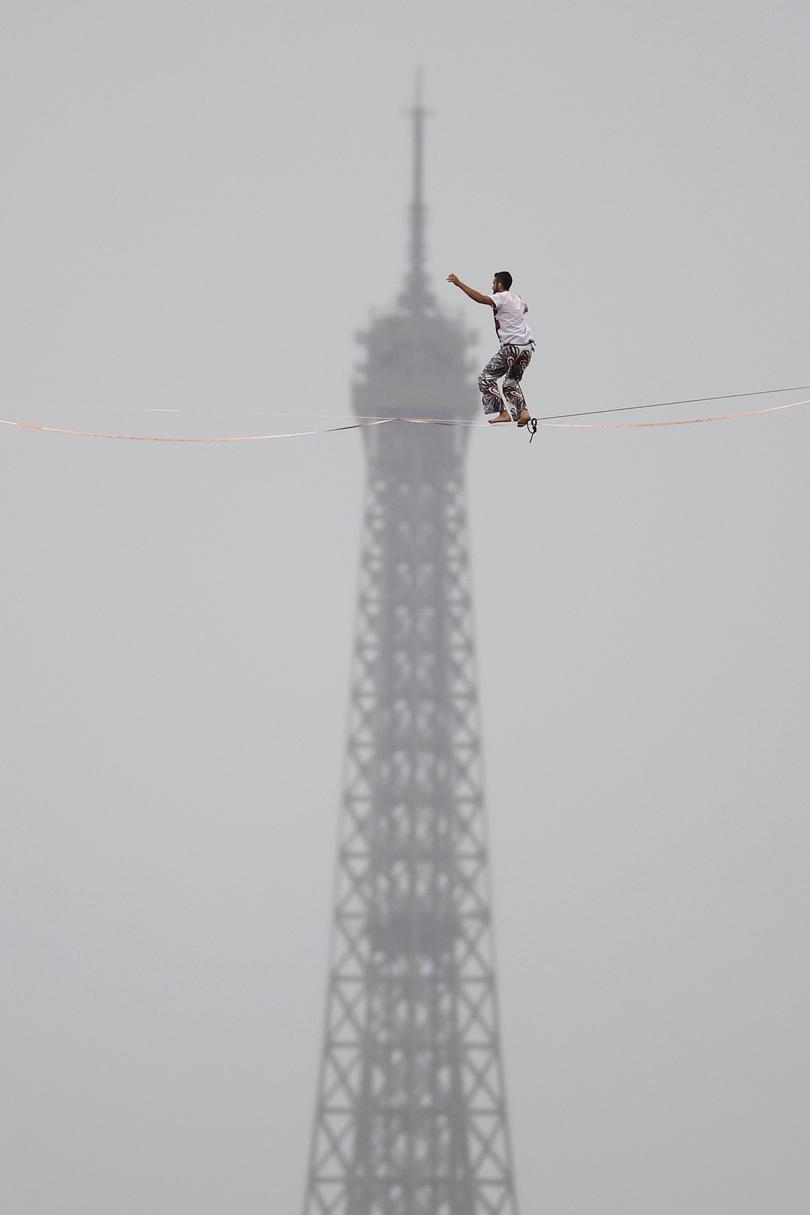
top-left (494, 270), bottom-right (513, 290)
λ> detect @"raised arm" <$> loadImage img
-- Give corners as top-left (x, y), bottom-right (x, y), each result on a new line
top-left (447, 273), bottom-right (494, 307)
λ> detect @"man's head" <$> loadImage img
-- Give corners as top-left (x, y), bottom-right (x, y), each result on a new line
top-left (492, 270), bottom-right (513, 293)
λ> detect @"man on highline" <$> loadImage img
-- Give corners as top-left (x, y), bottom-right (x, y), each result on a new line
top-left (447, 271), bottom-right (534, 426)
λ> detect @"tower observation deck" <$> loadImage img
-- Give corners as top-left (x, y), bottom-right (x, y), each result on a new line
top-left (301, 90), bottom-right (520, 1215)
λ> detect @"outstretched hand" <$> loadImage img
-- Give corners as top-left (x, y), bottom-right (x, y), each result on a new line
top-left (447, 273), bottom-right (460, 286)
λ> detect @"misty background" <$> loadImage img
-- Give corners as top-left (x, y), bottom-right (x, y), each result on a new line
top-left (1, 1), bottom-right (809, 1212)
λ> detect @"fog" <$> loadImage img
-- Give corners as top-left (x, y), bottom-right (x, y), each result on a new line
top-left (2, 2), bottom-right (809, 1212)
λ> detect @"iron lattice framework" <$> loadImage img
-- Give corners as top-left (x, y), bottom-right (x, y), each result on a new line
top-left (302, 91), bottom-right (519, 1215)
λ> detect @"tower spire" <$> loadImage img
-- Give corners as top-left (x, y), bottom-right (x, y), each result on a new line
top-left (404, 69), bottom-right (432, 310)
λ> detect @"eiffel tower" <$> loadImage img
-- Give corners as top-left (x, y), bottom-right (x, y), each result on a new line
top-left (301, 88), bottom-right (520, 1215)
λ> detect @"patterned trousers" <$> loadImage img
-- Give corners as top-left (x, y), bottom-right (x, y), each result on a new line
top-left (478, 342), bottom-right (534, 419)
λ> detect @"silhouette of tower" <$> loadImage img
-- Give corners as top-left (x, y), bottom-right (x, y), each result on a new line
top-left (302, 85), bottom-right (520, 1215)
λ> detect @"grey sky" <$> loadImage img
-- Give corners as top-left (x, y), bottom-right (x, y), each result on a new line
top-left (2, 2), bottom-right (809, 1213)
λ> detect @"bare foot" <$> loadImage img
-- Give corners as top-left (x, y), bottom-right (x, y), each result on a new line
top-left (488, 411), bottom-right (512, 424)
top-left (516, 409), bottom-right (531, 427)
